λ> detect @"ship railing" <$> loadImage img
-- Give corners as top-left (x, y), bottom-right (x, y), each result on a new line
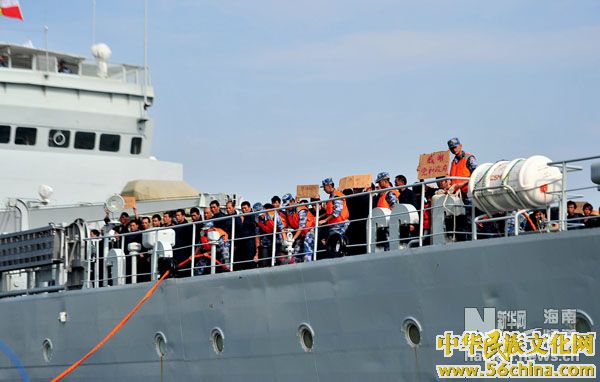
top-left (0, 47), bottom-right (148, 85)
top-left (547, 155), bottom-right (600, 231)
top-left (82, 176), bottom-right (488, 287)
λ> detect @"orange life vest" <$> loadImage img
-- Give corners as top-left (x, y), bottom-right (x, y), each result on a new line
top-left (257, 211), bottom-right (277, 233)
top-left (201, 227), bottom-right (229, 250)
top-left (278, 211), bottom-right (288, 228)
top-left (376, 189), bottom-right (400, 209)
top-left (326, 189), bottom-right (349, 224)
top-left (449, 152), bottom-right (473, 194)
top-left (286, 210), bottom-right (299, 230)
top-left (287, 206), bottom-right (315, 235)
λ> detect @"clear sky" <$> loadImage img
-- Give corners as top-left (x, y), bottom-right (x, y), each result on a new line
top-left (2, 0), bottom-right (600, 205)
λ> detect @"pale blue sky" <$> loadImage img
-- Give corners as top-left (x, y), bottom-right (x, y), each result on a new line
top-left (2, 1), bottom-right (600, 205)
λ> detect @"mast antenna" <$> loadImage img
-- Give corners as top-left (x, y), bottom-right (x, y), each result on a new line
top-left (92, 0), bottom-right (96, 45)
top-left (143, 0), bottom-right (149, 111)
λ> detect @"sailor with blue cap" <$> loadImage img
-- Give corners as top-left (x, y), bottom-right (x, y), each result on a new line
top-left (282, 193), bottom-right (293, 206)
top-left (447, 137), bottom-right (477, 195)
top-left (319, 177), bottom-right (350, 245)
top-left (374, 171), bottom-right (399, 209)
top-left (320, 177), bottom-right (334, 188)
top-left (254, 201), bottom-right (285, 267)
top-left (447, 137), bottom-right (477, 241)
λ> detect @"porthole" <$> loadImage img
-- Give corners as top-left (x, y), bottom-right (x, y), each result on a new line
top-left (575, 311), bottom-right (593, 333)
top-left (211, 328), bottom-right (224, 355)
top-left (403, 318), bottom-right (421, 347)
top-left (42, 338), bottom-right (53, 362)
top-left (154, 332), bottom-right (167, 357)
top-left (298, 323), bottom-right (314, 352)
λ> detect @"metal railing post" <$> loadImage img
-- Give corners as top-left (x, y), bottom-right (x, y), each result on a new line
top-left (471, 197), bottom-right (476, 240)
top-left (210, 242), bottom-right (217, 275)
top-left (102, 236), bottom-right (109, 287)
top-left (313, 203), bottom-right (320, 261)
top-left (366, 193), bottom-right (373, 253)
top-left (230, 216), bottom-right (236, 272)
top-left (271, 212), bottom-right (277, 267)
top-left (190, 221), bottom-right (196, 277)
top-left (151, 230), bottom-right (158, 281)
top-left (86, 240), bottom-right (92, 289)
top-left (131, 252), bottom-right (137, 284)
top-left (419, 184), bottom-right (425, 247)
top-left (120, 233), bottom-right (126, 285)
top-left (93, 240), bottom-right (100, 288)
top-left (560, 162), bottom-right (567, 231)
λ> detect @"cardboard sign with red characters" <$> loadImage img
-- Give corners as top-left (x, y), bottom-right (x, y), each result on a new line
top-left (417, 151), bottom-right (450, 179)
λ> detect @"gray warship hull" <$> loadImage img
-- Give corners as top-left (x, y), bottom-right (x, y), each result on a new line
top-left (1, 227), bottom-right (598, 381)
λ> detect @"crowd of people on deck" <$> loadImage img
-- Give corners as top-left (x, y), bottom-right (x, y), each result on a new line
top-left (93, 137), bottom-right (599, 282)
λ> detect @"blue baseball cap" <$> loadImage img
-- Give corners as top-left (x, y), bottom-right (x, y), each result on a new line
top-left (282, 193), bottom-right (293, 204)
top-left (447, 137), bottom-right (461, 149)
top-left (375, 172), bottom-right (390, 183)
top-left (202, 221), bottom-right (214, 230)
top-left (321, 177), bottom-right (334, 188)
top-left (252, 202), bottom-right (263, 212)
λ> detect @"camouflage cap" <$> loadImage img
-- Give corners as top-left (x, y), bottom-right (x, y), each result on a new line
top-left (375, 172), bottom-right (390, 183)
top-left (321, 177), bottom-right (334, 188)
top-left (282, 193), bottom-right (293, 204)
top-left (447, 137), bottom-right (461, 149)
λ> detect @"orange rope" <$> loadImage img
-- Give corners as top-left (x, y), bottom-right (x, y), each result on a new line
top-left (51, 251), bottom-right (229, 382)
top-left (523, 212), bottom-right (539, 232)
top-left (51, 269), bottom-right (171, 381)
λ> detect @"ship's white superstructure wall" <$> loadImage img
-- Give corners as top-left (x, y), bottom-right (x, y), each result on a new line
top-left (0, 150), bottom-right (182, 206)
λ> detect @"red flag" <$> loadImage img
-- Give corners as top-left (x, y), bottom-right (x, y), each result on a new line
top-left (0, 0), bottom-right (23, 20)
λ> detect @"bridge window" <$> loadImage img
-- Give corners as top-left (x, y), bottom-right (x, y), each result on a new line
top-left (99, 134), bottom-right (120, 152)
top-left (130, 137), bottom-right (142, 155)
top-left (11, 53), bottom-right (33, 70)
top-left (15, 127), bottom-right (37, 145)
top-left (48, 129), bottom-right (70, 148)
top-left (0, 125), bottom-right (9, 143)
top-left (74, 132), bottom-right (95, 150)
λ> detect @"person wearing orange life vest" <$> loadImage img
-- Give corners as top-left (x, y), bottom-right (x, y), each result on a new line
top-left (447, 137), bottom-right (477, 241)
top-left (372, 172), bottom-right (400, 251)
top-left (195, 221), bottom-right (230, 274)
top-left (283, 194), bottom-right (316, 262)
top-left (447, 137), bottom-right (477, 195)
top-left (271, 195), bottom-right (288, 229)
top-left (319, 178), bottom-right (350, 238)
top-left (253, 202), bottom-right (285, 267)
top-left (375, 172), bottom-right (399, 209)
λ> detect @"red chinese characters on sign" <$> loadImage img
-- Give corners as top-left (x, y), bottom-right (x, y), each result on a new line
top-left (416, 151), bottom-right (451, 179)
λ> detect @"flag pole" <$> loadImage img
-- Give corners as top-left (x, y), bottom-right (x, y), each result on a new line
top-left (143, 0), bottom-right (148, 110)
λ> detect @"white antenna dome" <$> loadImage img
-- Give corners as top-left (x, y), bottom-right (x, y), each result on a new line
top-left (91, 43), bottom-right (112, 60)
top-left (91, 43), bottom-right (112, 78)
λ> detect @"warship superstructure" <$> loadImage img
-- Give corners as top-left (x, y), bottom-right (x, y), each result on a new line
top-left (0, 43), bottom-right (599, 381)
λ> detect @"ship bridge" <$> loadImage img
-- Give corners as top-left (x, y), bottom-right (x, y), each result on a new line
top-left (0, 43), bottom-right (183, 209)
